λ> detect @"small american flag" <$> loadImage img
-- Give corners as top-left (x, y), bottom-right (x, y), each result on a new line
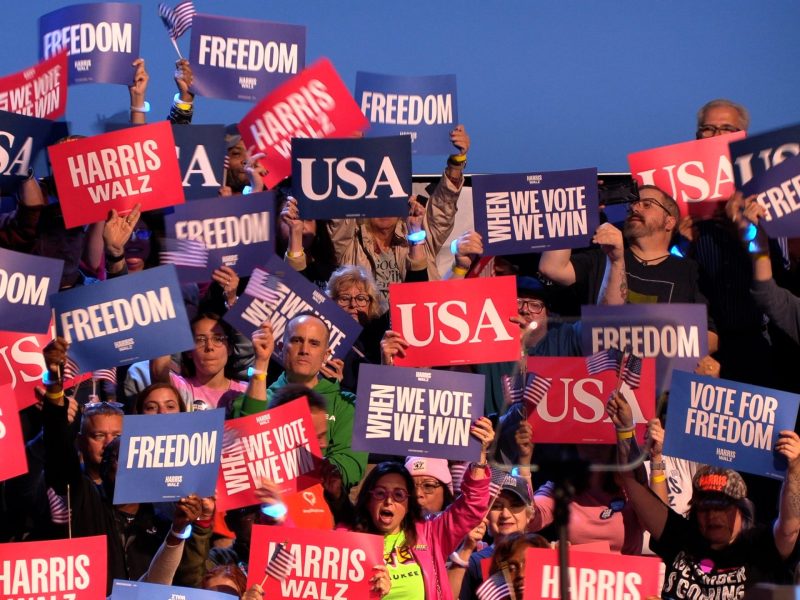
top-left (488, 467), bottom-right (511, 499)
top-left (46, 487), bottom-right (70, 525)
top-left (92, 367), bottom-right (117, 385)
top-left (476, 572), bottom-right (513, 600)
top-left (265, 542), bottom-right (294, 581)
top-left (158, 1), bottom-right (196, 40)
top-left (585, 348), bottom-right (622, 375)
top-left (620, 353), bottom-right (643, 389)
top-left (245, 268), bottom-right (285, 305)
top-left (523, 372), bottom-right (552, 406)
top-left (501, 373), bottom-right (524, 405)
top-left (223, 155), bottom-right (230, 170)
top-left (160, 238), bottom-right (209, 268)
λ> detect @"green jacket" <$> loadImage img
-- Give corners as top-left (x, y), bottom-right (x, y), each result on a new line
top-left (230, 373), bottom-right (368, 490)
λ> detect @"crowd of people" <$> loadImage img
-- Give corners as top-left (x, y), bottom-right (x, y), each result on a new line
top-left (2, 48), bottom-right (800, 600)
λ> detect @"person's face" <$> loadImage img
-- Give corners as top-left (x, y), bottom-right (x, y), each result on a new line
top-left (124, 218), bottom-right (151, 272)
top-left (487, 491), bottom-right (529, 539)
top-left (79, 414), bottom-right (123, 467)
top-left (413, 475), bottom-right (445, 516)
top-left (191, 318), bottom-right (231, 377)
top-left (504, 545), bottom-right (528, 593)
top-left (696, 106), bottom-right (745, 139)
top-left (624, 192), bottom-right (673, 240)
top-left (696, 502), bottom-right (742, 548)
top-left (517, 297), bottom-right (547, 330)
top-left (283, 317), bottom-right (329, 383)
top-left (334, 283), bottom-right (371, 323)
top-left (203, 573), bottom-right (241, 597)
top-left (368, 216), bottom-right (401, 233)
top-left (368, 473), bottom-right (409, 535)
top-left (141, 387), bottom-right (182, 414)
top-left (310, 407), bottom-right (328, 451)
top-left (227, 141), bottom-right (248, 186)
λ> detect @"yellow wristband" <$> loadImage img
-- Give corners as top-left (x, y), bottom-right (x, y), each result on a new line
top-left (287, 249), bottom-right (305, 259)
top-left (451, 265), bottom-right (468, 276)
top-left (45, 390), bottom-right (64, 400)
top-left (616, 429), bottom-right (634, 440)
top-left (650, 474), bottom-right (666, 483)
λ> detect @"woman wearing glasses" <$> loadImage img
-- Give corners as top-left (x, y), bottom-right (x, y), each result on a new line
top-left (150, 312), bottom-right (247, 412)
top-left (352, 417), bottom-right (494, 600)
top-left (404, 456), bottom-right (455, 517)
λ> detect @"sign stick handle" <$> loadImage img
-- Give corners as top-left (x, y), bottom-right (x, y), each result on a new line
top-left (259, 572), bottom-right (269, 587)
top-left (67, 483), bottom-right (72, 539)
top-left (170, 38), bottom-right (183, 59)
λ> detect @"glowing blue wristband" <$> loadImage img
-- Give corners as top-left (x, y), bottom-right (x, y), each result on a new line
top-left (450, 238), bottom-right (459, 255)
top-left (743, 223), bottom-right (758, 242)
top-left (170, 523), bottom-right (192, 539)
top-left (129, 101), bottom-right (151, 113)
top-left (261, 502), bottom-right (288, 520)
top-left (407, 230), bottom-right (427, 245)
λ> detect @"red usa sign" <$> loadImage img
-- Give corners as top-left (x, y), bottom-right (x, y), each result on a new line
top-left (48, 121), bottom-right (185, 228)
top-left (0, 385), bottom-right (27, 482)
top-left (628, 131), bottom-right (746, 219)
top-left (389, 276), bottom-right (519, 367)
top-left (526, 356), bottom-right (656, 444)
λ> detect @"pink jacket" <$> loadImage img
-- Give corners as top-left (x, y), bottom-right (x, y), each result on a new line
top-left (410, 465), bottom-right (490, 600)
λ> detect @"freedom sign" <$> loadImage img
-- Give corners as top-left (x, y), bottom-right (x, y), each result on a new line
top-left (0, 535), bottom-right (107, 600)
top-left (216, 397), bottom-right (323, 512)
top-left (112, 580), bottom-right (234, 600)
top-left (472, 168), bottom-right (599, 255)
top-left (389, 276), bottom-right (518, 367)
top-left (353, 364), bottom-right (484, 460)
top-left (239, 58), bottom-right (369, 189)
top-left (356, 72), bottom-right (457, 155)
top-left (163, 191), bottom-right (275, 282)
top-left (628, 131), bottom-right (746, 219)
top-left (664, 371), bottom-right (800, 479)
top-left (0, 248), bottom-right (63, 333)
top-left (741, 152), bottom-right (800, 237)
top-left (522, 547), bottom-right (662, 600)
top-left (0, 109), bottom-right (58, 193)
top-left (189, 14), bottom-right (306, 102)
top-left (114, 409), bottom-right (225, 504)
top-left (292, 135), bottom-right (412, 219)
top-left (729, 122), bottom-right (800, 188)
top-left (581, 303), bottom-right (708, 393)
top-left (51, 264), bottom-right (194, 372)
top-left (48, 121), bottom-right (185, 228)
top-left (0, 51), bottom-right (67, 120)
top-left (173, 124), bottom-right (227, 200)
top-left (248, 525), bottom-right (384, 600)
top-left (525, 356), bottom-right (656, 444)
top-left (39, 2), bottom-right (141, 85)
top-left (224, 255), bottom-right (362, 363)
top-left (0, 386), bottom-right (26, 482)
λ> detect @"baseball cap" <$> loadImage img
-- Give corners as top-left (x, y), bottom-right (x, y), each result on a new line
top-left (404, 457), bottom-right (453, 493)
top-left (692, 466), bottom-right (747, 507)
top-left (500, 474), bottom-right (533, 505)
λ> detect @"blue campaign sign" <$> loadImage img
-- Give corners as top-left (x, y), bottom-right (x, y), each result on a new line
top-left (172, 124), bottom-right (227, 200)
top-left (50, 264), bottom-right (194, 372)
top-left (729, 123), bottom-right (800, 188)
top-left (473, 168), bottom-right (600, 255)
top-left (0, 248), bottom-right (63, 334)
top-left (39, 3), bottom-right (141, 85)
top-left (581, 303), bottom-right (708, 393)
top-left (353, 364), bottom-right (485, 461)
top-left (113, 410), bottom-right (225, 504)
top-left (163, 192), bottom-right (275, 282)
top-left (224, 255), bottom-right (362, 364)
top-left (292, 135), bottom-right (412, 219)
top-left (664, 371), bottom-right (800, 479)
top-left (0, 109), bottom-right (59, 193)
top-left (112, 579), bottom-right (235, 600)
top-left (741, 152), bottom-right (800, 238)
top-left (355, 72), bottom-right (458, 155)
top-left (189, 14), bottom-right (306, 102)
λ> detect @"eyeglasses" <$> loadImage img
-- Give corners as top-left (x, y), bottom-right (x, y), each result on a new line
top-left (517, 299), bottom-right (545, 314)
top-left (414, 481), bottom-right (443, 495)
top-left (628, 198), bottom-right (672, 216)
top-left (194, 334), bottom-right (228, 348)
top-left (83, 400), bottom-right (125, 415)
top-left (696, 124), bottom-right (741, 139)
top-left (336, 294), bottom-right (370, 307)
top-left (369, 487), bottom-right (409, 503)
top-left (489, 500), bottom-right (527, 513)
top-left (129, 229), bottom-right (152, 241)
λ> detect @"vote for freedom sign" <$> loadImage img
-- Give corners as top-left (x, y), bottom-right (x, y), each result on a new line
top-left (216, 397), bottom-right (323, 512)
top-left (239, 58), bottom-right (369, 190)
top-left (0, 51), bottom-right (68, 120)
top-left (353, 364), bottom-right (485, 461)
top-left (472, 168), bottom-right (600, 255)
top-left (389, 276), bottom-right (519, 367)
top-left (50, 264), bottom-right (194, 373)
top-left (0, 535), bottom-right (107, 600)
top-left (664, 371), bottom-right (800, 479)
top-left (248, 525), bottom-right (384, 600)
top-left (740, 152), bottom-right (800, 238)
top-left (163, 191), bottom-right (275, 282)
top-left (114, 409), bottom-right (225, 504)
top-left (48, 121), bottom-right (185, 229)
top-left (292, 135), bottom-right (412, 219)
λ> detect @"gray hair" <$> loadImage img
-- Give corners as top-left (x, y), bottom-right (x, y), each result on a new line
top-left (697, 99), bottom-right (750, 131)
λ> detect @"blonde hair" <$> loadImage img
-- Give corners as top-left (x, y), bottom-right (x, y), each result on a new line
top-left (326, 265), bottom-right (384, 319)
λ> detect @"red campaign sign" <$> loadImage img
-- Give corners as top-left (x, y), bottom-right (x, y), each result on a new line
top-left (48, 121), bottom-right (185, 229)
top-left (283, 483), bottom-right (334, 530)
top-left (0, 385), bottom-right (27, 482)
top-left (523, 547), bottom-right (662, 600)
top-left (389, 276), bottom-right (519, 367)
top-left (526, 356), bottom-right (656, 444)
top-left (0, 51), bottom-right (68, 120)
top-left (239, 57), bottom-right (369, 189)
top-left (216, 397), bottom-right (323, 512)
top-left (0, 535), bottom-right (107, 600)
top-left (628, 131), bottom-right (746, 219)
top-left (248, 525), bottom-right (383, 599)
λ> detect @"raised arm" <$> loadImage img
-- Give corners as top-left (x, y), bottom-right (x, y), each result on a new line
top-left (538, 249), bottom-right (576, 286)
top-left (128, 58), bottom-right (149, 125)
top-left (593, 223), bottom-right (627, 304)
top-left (774, 430), bottom-right (800, 559)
